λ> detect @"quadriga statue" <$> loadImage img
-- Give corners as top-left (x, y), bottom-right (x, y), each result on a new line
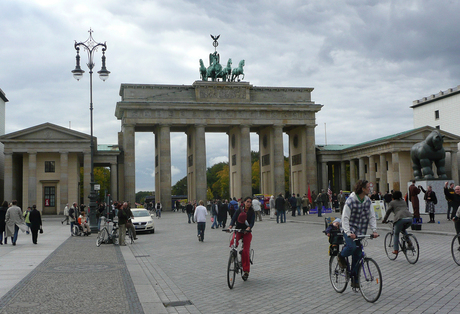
top-left (410, 129), bottom-right (447, 180)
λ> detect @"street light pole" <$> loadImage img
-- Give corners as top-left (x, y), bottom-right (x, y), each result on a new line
top-left (72, 29), bottom-right (110, 233)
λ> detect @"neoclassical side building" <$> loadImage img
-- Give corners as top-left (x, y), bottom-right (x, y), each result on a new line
top-left (316, 126), bottom-right (460, 196)
top-left (0, 123), bottom-right (120, 213)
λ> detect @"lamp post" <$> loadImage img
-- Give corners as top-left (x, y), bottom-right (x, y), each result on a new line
top-left (72, 29), bottom-right (110, 233)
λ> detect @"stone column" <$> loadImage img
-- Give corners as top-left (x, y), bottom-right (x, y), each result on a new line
top-left (369, 155), bottom-right (376, 192)
top-left (4, 152), bottom-right (12, 202)
top-left (380, 154), bottom-right (387, 193)
top-left (340, 161), bottom-right (347, 190)
top-left (452, 151), bottom-right (459, 183)
top-left (392, 152), bottom-right (400, 192)
top-left (273, 125), bottom-right (285, 196)
top-left (122, 124), bottom-right (135, 204)
top-left (306, 125), bottom-right (317, 193)
top-left (240, 125), bottom-right (252, 198)
top-left (350, 159), bottom-right (356, 189)
top-left (321, 162), bottom-right (328, 191)
top-left (28, 152), bottom-right (37, 206)
top-left (159, 125), bottom-right (172, 211)
top-left (60, 152), bottom-right (69, 213)
top-left (195, 124), bottom-right (207, 204)
top-left (110, 162), bottom-right (118, 201)
top-left (83, 152), bottom-right (91, 205)
top-left (358, 157), bottom-right (365, 180)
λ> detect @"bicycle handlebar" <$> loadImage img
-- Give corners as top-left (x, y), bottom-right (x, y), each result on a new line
top-left (222, 228), bottom-right (252, 233)
top-left (354, 234), bottom-right (376, 240)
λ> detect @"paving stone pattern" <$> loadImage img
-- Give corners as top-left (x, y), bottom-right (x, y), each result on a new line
top-left (130, 212), bottom-right (460, 314)
top-left (0, 236), bottom-right (143, 314)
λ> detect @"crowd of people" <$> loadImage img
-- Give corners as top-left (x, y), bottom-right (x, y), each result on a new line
top-left (0, 200), bottom-right (42, 245)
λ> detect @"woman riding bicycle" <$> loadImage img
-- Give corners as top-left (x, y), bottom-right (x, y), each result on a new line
top-left (338, 180), bottom-right (379, 288)
top-left (228, 196), bottom-right (255, 281)
top-left (382, 190), bottom-right (413, 255)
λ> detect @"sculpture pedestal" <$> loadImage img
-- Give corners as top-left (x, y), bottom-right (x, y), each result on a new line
top-left (407, 180), bottom-right (454, 215)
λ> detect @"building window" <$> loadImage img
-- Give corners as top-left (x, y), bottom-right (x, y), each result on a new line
top-left (365, 164), bottom-right (367, 173)
top-left (436, 125), bottom-right (440, 130)
top-left (435, 110), bottom-right (439, 120)
top-left (44, 186), bottom-right (55, 207)
top-left (375, 163), bottom-right (378, 172)
top-left (45, 161), bottom-right (55, 173)
top-left (262, 154), bottom-right (270, 166)
top-left (386, 161), bottom-right (389, 171)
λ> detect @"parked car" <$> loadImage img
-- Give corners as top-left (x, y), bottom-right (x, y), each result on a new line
top-left (131, 208), bottom-right (155, 233)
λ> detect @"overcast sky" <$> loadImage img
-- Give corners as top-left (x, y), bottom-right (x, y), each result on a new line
top-left (2, 0), bottom-right (460, 192)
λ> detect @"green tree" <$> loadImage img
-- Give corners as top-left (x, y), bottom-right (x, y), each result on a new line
top-left (207, 187), bottom-right (214, 200)
top-left (252, 160), bottom-right (260, 195)
top-left (172, 176), bottom-right (187, 195)
top-left (136, 191), bottom-right (153, 204)
top-left (213, 163), bottom-right (230, 199)
top-left (284, 157), bottom-right (290, 195)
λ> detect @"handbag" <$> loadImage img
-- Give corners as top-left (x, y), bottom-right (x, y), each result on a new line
top-left (39, 228), bottom-right (43, 234)
top-left (211, 217), bottom-right (214, 223)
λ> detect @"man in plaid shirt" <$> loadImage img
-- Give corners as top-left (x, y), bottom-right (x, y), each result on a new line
top-left (337, 180), bottom-right (379, 288)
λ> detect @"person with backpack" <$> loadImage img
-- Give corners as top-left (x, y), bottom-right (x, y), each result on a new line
top-left (228, 198), bottom-right (238, 219)
top-left (155, 202), bottom-right (162, 218)
top-left (69, 202), bottom-right (77, 236)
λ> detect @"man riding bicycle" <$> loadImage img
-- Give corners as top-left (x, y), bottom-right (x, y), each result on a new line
top-left (382, 190), bottom-right (413, 255)
top-left (228, 196), bottom-right (255, 281)
top-left (338, 180), bottom-right (379, 288)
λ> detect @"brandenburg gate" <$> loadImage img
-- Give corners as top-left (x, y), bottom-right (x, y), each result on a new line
top-left (115, 81), bottom-right (321, 210)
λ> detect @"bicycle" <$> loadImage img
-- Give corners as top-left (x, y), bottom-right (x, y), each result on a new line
top-left (451, 230), bottom-right (460, 266)
top-left (383, 220), bottom-right (419, 264)
top-left (329, 234), bottom-right (382, 303)
top-left (96, 218), bottom-right (119, 247)
top-left (223, 228), bottom-right (254, 289)
top-left (127, 222), bottom-right (135, 245)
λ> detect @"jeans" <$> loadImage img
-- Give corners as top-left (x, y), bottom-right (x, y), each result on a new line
top-left (70, 221), bottom-right (75, 235)
top-left (393, 217), bottom-right (412, 251)
top-left (297, 206), bottom-right (301, 216)
top-left (197, 222), bottom-right (206, 240)
top-left (156, 209), bottom-right (161, 218)
top-left (12, 225), bottom-right (19, 244)
top-left (211, 215), bottom-right (218, 228)
top-left (318, 205), bottom-right (322, 217)
top-left (276, 210), bottom-right (286, 223)
top-left (340, 233), bottom-right (362, 276)
top-left (187, 212), bottom-right (193, 223)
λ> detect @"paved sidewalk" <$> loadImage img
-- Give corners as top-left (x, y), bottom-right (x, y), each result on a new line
top-left (0, 211), bottom-right (458, 313)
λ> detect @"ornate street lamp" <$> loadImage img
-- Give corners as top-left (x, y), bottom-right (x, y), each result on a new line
top-left (72, 29), bottom-right (110, 232)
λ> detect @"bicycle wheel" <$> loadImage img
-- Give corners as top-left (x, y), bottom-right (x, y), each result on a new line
top-left (329, 255), bottom-right (348, 293)
top-left (227, 251), bottom-right (237, 289)
top-left (404, 234), bottom-right (419, 264)
top-left (451, 234), bottom-right (460, 266)
top-left (128, 228), bottom-right (134, 244)
top-left (384, 232), bottom-right (397, 260)
top-left (96, 228), bottom-right (108, 247)
top-left (358, 258), bottom-right (382, 303)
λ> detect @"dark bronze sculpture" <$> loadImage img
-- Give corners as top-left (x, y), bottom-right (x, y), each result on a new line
top-left (410, 129), bottom-right (447, 179)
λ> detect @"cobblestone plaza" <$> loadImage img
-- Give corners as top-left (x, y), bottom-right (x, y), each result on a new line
top-left (1, 212), bottom-right (459, 313)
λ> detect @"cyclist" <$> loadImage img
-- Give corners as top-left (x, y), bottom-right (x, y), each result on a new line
top-left (228, 196), bottom-right (255, 281)
top-left (338, 180), bottom-right (379, 288)
top-left (382, 190), bottom-right (413, 254)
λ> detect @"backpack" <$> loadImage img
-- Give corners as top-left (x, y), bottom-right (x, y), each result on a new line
top-left (156, 203), bottom-right (161, 210)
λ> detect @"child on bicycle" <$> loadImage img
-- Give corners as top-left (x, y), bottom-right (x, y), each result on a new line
top-left (382, 190), bottom-right (413, 255)
top-left (324, 218), bottom-right (342, 256)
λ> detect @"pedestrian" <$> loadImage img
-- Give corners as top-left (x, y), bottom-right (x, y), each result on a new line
top-left (383, 191), bottom-right (392, 210)
top-left (275, 193), bottom-right (286, 223)
top-left (316, 190), bottom-right (324, 217)
top-left (186, 201), bottom-right (194, 223)
top-left (61, 204), bottom-right (69, 225)
top-left (450, 186), bottom-right (460, 237)
top-left (28, 205), bottom-right (42, 244)
top-left (444, 182), bottom-right (456, 220)
top-left (218, 200), bottom-right (228, 228)
top-left (78, 211), bottom-right (91, 236)
top-left (211, 200), bottom-right (219, 229)
top-left (420, 185), bottom-right (437, 223)
top-left (97, 203), bottom-right (105, 230)
top-left (155, 202), bottom-right (162, 218)
top-left (332, 193), bottom-right (339, 212)
top-left (289, 194), bottom-right (297, 217)
top-left (194, 200), bottom-right (207, 242)
top-left (338, 180), bottom-right (379, 288)
top-left (228, 198), bottom-right (238, 219)
top-left (5, 200), bottom-right (26, 246)
top-left (269, 195), bottom-right (276, 219)
top-left (302, 194), bottom-right (310, 215)
top-left (69, 202), bottom-right (77, 236)
top-left (409, 180), bottom-right (421, 219)
top-left (296, 194), bottom-right (302, 216)
top-left (0, 201), bottom-right (8, 245)
top-left (118, 201), bottom-right (136, 245)
top-left (311, 190), bottom-right (317, 212)
top-left (24, 206), bottom-right (31, 234)
top-left (252, 197), bottom-right (262, 221)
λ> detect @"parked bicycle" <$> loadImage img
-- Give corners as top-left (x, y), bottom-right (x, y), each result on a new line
top-left (383, 220), bottom-right (419, 264)
top-left (223, 228), bottom-right (254, 289)
top-left (96, 217), bottom-right (119, 247)
top-left (127, 220), bottom-right (135, 245)
top-left (329, 234), bottom-right (382, 303)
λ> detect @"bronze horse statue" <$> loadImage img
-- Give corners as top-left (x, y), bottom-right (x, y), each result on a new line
top-left (199, 59), bottom-right (207, 81)
top-left (217, 58), bottom-right (232, 81)
top-left (231, 59), bottom-right (245, 82)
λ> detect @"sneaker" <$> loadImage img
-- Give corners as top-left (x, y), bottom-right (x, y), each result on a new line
top-left (351, 278), bottom-right (360, 289)
top-left (242, 271), bottom-right (249, 281)
top-left (337, 255), bottom-right (347, 269)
